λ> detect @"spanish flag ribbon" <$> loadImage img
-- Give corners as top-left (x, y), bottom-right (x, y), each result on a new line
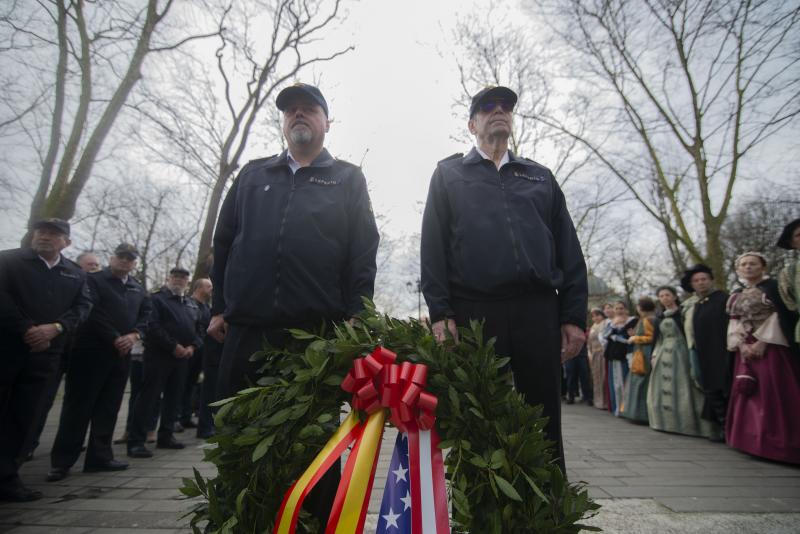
top-left (273, 347), bottom-right (450, 534)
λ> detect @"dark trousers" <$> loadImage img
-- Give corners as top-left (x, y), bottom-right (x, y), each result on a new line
top-left (564, 352), bottom-right (592, 403)
top-left (128, 352), bottom-right (188, 447)
top-left (126, 358), bottom-right (157, 434)
top-left (50, 349), bottom-right (130, 469)
top-left (452, 291), bottom-right (566, 473)
top-left (0, 348), bottom-right (61, 483)
top-left (30, 351), bottom-right (69, 454)
top-left (198, 338), bottom-right (223, 437)
top-left (180, 347), bottom-right (203, 423)
top-left (219, 323), bottom-right (339, 531)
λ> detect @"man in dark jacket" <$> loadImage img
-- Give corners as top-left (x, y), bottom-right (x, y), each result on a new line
top-left (207, 83), bottom-right (379, 396)
top-left (47, 244), bottom-right (151, 481)
top-left (420, 86), bottom-right (588, 472)
top-left (207, 83), bottom-right (379, 532)
top-left (127, 267), bottom-right (202, 457)
top-left (178, 278), bottom-right (212, 432)
top-left (0, 219), bottom-right (92, 501)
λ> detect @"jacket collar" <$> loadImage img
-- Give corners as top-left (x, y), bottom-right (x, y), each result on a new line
top-left (267, 148), bottom-right (334, 169)
top-left (23, 248), bottom-right (65, 267)
top-left (462, 146), bottom-right (534, 167)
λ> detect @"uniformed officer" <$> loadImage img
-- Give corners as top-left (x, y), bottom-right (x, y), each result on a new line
top-left (207, 83), bottom-right (379, 531)
top-left (127, 266), bottom-right (202, 457)
top-left (207, 83), bottom-right (380, 395)
top-left (420, 86), bottom-right (588, 472)
top-left (177, 278), bottom-right (212, 432)
top-left (47, 243), bottom-right (151, 481)
top-left (0, 219), bottom-right (92, 501)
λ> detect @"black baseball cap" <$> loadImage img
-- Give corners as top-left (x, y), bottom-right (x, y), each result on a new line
top-left (32, 218), bottom-right (70, 236)
top-left (469, 86), bottom-right (518, 117)
top-left (276, 83), bottom-right (329, 116)
top-left (114, 243), bottom-right (139, 260)
top-left (170, 266), bottom-right (191, 277)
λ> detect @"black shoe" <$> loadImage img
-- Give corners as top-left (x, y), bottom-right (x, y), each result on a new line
top-left (173, 422), bottom-right (184, 433)
top-left (83, 460), bottom-right (129, 472)
top-left (181, 419), bottom-right (198, 429)
top-left (0, 480), bottom-right (43, 502)
top-left (127, 445), bottom-right (153, 458)
top-left (46, 467), bottom-right (70, 482)
top-left (24, 451), bottom-right (34, 462)
top-left (156, 436), bottom-right (185, 450)
top-left (566, 397), bottom-right (575, 405)
top-left (196, 430), bottom-right (215, 440)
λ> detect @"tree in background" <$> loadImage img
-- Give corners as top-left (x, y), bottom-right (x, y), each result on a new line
top-left (529, 0), bottom-right (800, 286)
top-left (129, 0), bottom-right (352, 279)
top-left (0, 1), bottom-right (217, 233)
top-left (721, 180), bottom-right (800, 284)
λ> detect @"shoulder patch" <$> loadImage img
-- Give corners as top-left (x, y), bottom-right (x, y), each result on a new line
top-left (438, 153), bottom-right (463, 164)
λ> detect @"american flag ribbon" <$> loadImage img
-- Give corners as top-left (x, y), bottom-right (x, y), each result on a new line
top-left (377, 427), bottom-right (449, 534)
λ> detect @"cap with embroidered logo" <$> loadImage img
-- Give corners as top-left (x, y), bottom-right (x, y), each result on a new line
top-left (32, 218), bottom-right (70, 236)
top-left (276, 83), bottom-right (329, 116)
top-left (114, 243), bottom-right (139, 260)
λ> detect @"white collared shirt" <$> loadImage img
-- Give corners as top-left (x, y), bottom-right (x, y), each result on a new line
top-left (475, 146), bottom-right (510, 169)
top-left (38, 255), bottom-right (61, 270)
top-left (287, 151), bottom-right (301, 175)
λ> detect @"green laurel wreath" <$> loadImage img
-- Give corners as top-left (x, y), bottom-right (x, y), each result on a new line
top-left (181, 301), bottom-right (600, 533)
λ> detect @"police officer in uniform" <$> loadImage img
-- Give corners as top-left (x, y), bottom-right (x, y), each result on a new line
top-left (127, 266), bottom-right (202, 457)
top-left (207, 83), bottom-right (379, 531)
top-left (47, 244), bottom-right (151, 481)
top-left (420, 86), bottom-right (587, 472)
top-left (0, 219), bottom-right (92, 501)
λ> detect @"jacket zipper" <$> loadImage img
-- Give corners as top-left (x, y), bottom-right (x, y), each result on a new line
top-left (273, 172), bottom-right (297, 308)
top-left (497, 167), bottom-right (522, 279)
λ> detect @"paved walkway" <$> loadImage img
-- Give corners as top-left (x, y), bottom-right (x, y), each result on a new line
top-left (1, 392), bottom-right (799, 533)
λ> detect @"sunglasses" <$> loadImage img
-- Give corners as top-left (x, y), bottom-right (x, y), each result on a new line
top-left (479, 100), bottom-right (514, 113)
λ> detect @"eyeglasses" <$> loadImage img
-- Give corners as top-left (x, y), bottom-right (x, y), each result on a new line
top-left (479, 100), bottom-right (514, 113)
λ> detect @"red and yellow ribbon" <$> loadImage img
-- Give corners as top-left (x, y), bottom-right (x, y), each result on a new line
top-left (273, 346), bottom-right (448, 534)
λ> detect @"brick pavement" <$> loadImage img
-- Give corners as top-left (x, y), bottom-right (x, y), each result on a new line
top-left (2, 390), bottom-right (799, 533)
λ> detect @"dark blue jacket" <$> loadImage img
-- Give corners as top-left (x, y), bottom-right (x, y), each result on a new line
top-left (0, 248), bottom-right (92, 353)
top-left (421, 148), bottom-right (588, 328)
top-left (145, 287), bottom-right (203, 357)
top-left (211, 149), bottom-right (379, 326)
top-left (74, 267), bottom-right (152, 352)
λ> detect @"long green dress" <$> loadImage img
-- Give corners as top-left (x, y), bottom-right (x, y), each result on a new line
top-left (646, 308), bottom-right (713, 437)
top-left (621, 316), bottom-right (654, 423)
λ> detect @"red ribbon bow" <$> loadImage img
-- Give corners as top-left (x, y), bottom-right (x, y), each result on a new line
top-left (340, 347), bottom-right (438, 432)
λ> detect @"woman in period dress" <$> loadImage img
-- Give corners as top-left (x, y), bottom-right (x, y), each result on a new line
top-left (647, 286), bottom-right (713, 437)
top-left (605, 301), bottom-right (637, 417)
top-left (621, 297), bottom-right (655, 423)
top-left (587, 308), bottom-right (608, 410)
top-left (725, 252), bottom-right (800, 464)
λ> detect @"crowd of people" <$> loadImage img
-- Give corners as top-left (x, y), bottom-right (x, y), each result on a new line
top-left (0, 220), bottom-right (219, 502)
top-left (567, 218), bottom-right (800, 465)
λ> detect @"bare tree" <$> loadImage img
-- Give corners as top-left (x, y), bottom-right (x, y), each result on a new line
top-left (73, 173), bottom-right (203, 290)
top-left (128, 0), bottom-right (353, 279)
top-left (528, 0), bottom-right (800, 287)
top-left (721, 179), bottom-right (800, 283)
top-left (0, 1), bottom-right (218, 235)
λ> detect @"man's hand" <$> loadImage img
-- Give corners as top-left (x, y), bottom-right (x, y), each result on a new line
top-left (24, 324), bottom-right (61, 350)
top-left (113, 333), bottom-right (138, 355)
top-left (432, 318), bottom-right (459, 345)
top-left (207, 314), bottom-right (227, 342)
top-left (173, 344), bottom-right (189, 358)
top-left (560, 324), bottom-right (585, 363)
top-left (184, 345), bottom-right (195, 359)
